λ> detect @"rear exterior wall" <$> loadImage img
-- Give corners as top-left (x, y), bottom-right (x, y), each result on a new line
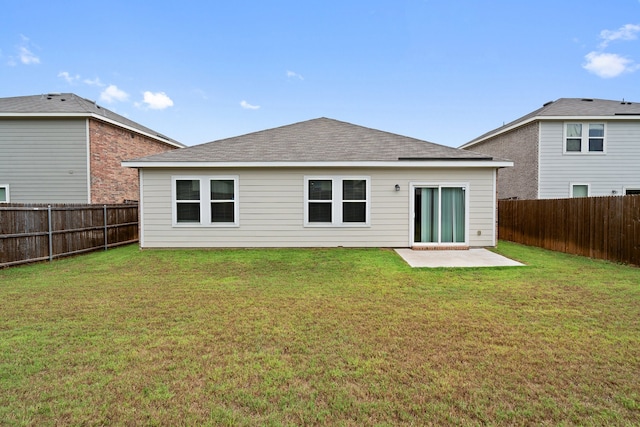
top-left (138, 166), bottom-right (498, 248)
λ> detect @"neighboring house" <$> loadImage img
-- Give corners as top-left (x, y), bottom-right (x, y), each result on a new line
top-left (460, 98), bottom-right (640, 199)
top-left (123, 118), bottom-right (512, 249)
top-left (0, 93), bottom-right (184, 204)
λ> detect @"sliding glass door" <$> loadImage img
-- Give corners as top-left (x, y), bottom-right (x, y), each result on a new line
top-left (414, 186), bottom-right (466, 244)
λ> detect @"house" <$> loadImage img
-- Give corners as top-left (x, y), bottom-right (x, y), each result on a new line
top-left (123, 118), bottom-right (512, 249)
top-left (460, 98), bottom-right (640, 199)
top-left (0, 93), bottom-right (184, 204)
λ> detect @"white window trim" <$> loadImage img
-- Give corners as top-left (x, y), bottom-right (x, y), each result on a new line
top-left (409, 182), bottom-right (470, 247)
top-left (570, 183), bottom-right (590, 198)
top-left (0, 184), bottom-right (9, 203)
top-left (171, 175), bottom-right (239, 227)
top-left (563, 122), bottom-right (606, 155)
top-left (304, 176), bottom-right (371, 227)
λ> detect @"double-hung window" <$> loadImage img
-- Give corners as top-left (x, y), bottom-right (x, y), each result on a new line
top-left (173, 176), bottom-right (239, 226)
top-left (0, 185), bottom-right (8, 203)
top-left (565, 123), bottom-right (605, 153)
top-left (305, 176), bottom-right (370, 226)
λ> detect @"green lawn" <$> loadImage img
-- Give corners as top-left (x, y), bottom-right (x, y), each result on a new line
top-left (0, 242), bottom-right (639, 426)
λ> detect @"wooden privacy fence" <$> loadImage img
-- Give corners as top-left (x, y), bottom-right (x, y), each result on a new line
top-left (0, 204), bottom-right (138, 268)
top-left (499, 195), bottom-right (640, 266)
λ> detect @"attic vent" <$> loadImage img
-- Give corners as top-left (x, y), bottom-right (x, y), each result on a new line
top-left (581, 98), bottom-right (593, 102)
top-left (542, 100), bottom-right (554, 107)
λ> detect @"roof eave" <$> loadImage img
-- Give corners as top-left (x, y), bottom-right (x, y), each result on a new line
top-left (122, 160), bottom-right (514, 168)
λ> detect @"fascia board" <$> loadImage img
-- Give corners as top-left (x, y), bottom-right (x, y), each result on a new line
top-left (122, 160), bottom-right (514, 168)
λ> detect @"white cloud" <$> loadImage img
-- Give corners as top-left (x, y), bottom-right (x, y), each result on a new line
top-left (83, 77), bottom-right (104, 87)
top-left (583, 51), bottom-right (640, 78)
top-left (286, 70), bottom-right (304, 80)
top-left (58, 71), bottom-right (79, 84)
top-left (16, 35), bottom-right (40, 65)
top-left (240, 100), bottom-right (260, 110)
top-left (599, 24), bottom-right (640, 48)
top-left (100, 85), bottom-right (130, 103)
top-left (141, 91), bottom-right (174, 110)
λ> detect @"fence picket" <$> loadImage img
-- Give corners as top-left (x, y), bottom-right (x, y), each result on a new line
top-left (1, 203), bottom-right (138, 268)
top-left (499, 195), bottom-right (640, 267)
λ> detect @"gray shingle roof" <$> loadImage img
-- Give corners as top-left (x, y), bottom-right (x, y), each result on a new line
top-left (130, 117), bottom-right (498, 163)
top-left (0, 93), bottom-right (183, 147)
top-left (463, 98), bottom-right (640, 147)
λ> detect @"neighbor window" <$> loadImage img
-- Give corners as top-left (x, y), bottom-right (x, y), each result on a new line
top-left (625, 188), bottom-right (640, 195)
top-left (173, 176), bottom-right (238, 226)
top-left (305, 176), bottom-right (370, 226)
top-left (571, 184), bottom-right (589, 198)
top-left (565, 123), bottom-right (605, 153)
top-left (0, 185), bottom-right (8, 203)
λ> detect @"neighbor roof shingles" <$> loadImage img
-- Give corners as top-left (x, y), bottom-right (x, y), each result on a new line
top-left (132, 117), bottom-right (498, 163)
top-left (464, 98), bottom-right (640, 147)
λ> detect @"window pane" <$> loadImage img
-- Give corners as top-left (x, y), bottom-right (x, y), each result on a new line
top-left (589, 138), bottom-right (604, 152)
top-left (441, 188), bottom-right (465, 243)
top-left (566, 139), bottom-right (581, 152)
top-left (309, 202), bottom-right (331, 222)
top-left (211, 180), bottom-right (234, 200)
top-left (343, 202), bottom-right (366, 222)
top-left (415, 188), bottom-right (439, 243)
top-left (177, 202), bottom-right (200, 222)
top-left (589, 124), bottom-right (604, 137)
top-left (211, 202), bottom-right (234, 222)
top-left (626, 189), bottom-right (640, 195)
top-left (177, 180), bottom-right (200, 200)
top-left (343, 180), bottom-right (366, 200)
top-left (0, 188), bottom-right (6, 202)
top-left (572, 185), bottom-right (588, 198)
top-left (566, 124), bottom-right (582, 138)
top-left (309, 180), bottom-right (332, 200)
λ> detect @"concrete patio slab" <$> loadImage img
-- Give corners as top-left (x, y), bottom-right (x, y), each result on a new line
top-left (395, 248), bottom-right (525, 268)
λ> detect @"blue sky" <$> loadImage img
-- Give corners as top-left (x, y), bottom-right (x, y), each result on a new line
top-left (2, 0), bottom-right (640, 147)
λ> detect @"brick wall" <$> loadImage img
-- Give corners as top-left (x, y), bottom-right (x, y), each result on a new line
top-left (465, 122), bottom-right (539, 200)
top-left (89, 119), bottom-right (178, 204)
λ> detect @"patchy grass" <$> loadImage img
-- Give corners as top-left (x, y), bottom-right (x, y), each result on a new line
top-left (0, 242), bottom-right (639, 426)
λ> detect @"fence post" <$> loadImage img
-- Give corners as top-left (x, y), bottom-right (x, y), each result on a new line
top-left (104, 205), bottom-right (108, 251)
top-left (48, 205), bottom-right (53, 262)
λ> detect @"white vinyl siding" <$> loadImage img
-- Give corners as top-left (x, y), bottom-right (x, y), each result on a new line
top-left (0, 118), bottom-right (89, 203)
top-left (539, 121), bottom-right (640, 198)
top-left (138, 167), bottom-right (497, 248)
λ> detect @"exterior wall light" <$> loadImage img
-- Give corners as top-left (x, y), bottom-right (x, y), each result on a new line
top-left (395, 184), bottom-right (400, 191)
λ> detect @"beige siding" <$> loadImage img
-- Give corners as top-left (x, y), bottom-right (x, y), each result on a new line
top-left (0, 118), bottom-right (88, 203)
top-left (140, 167), bottom-right (498, 248)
